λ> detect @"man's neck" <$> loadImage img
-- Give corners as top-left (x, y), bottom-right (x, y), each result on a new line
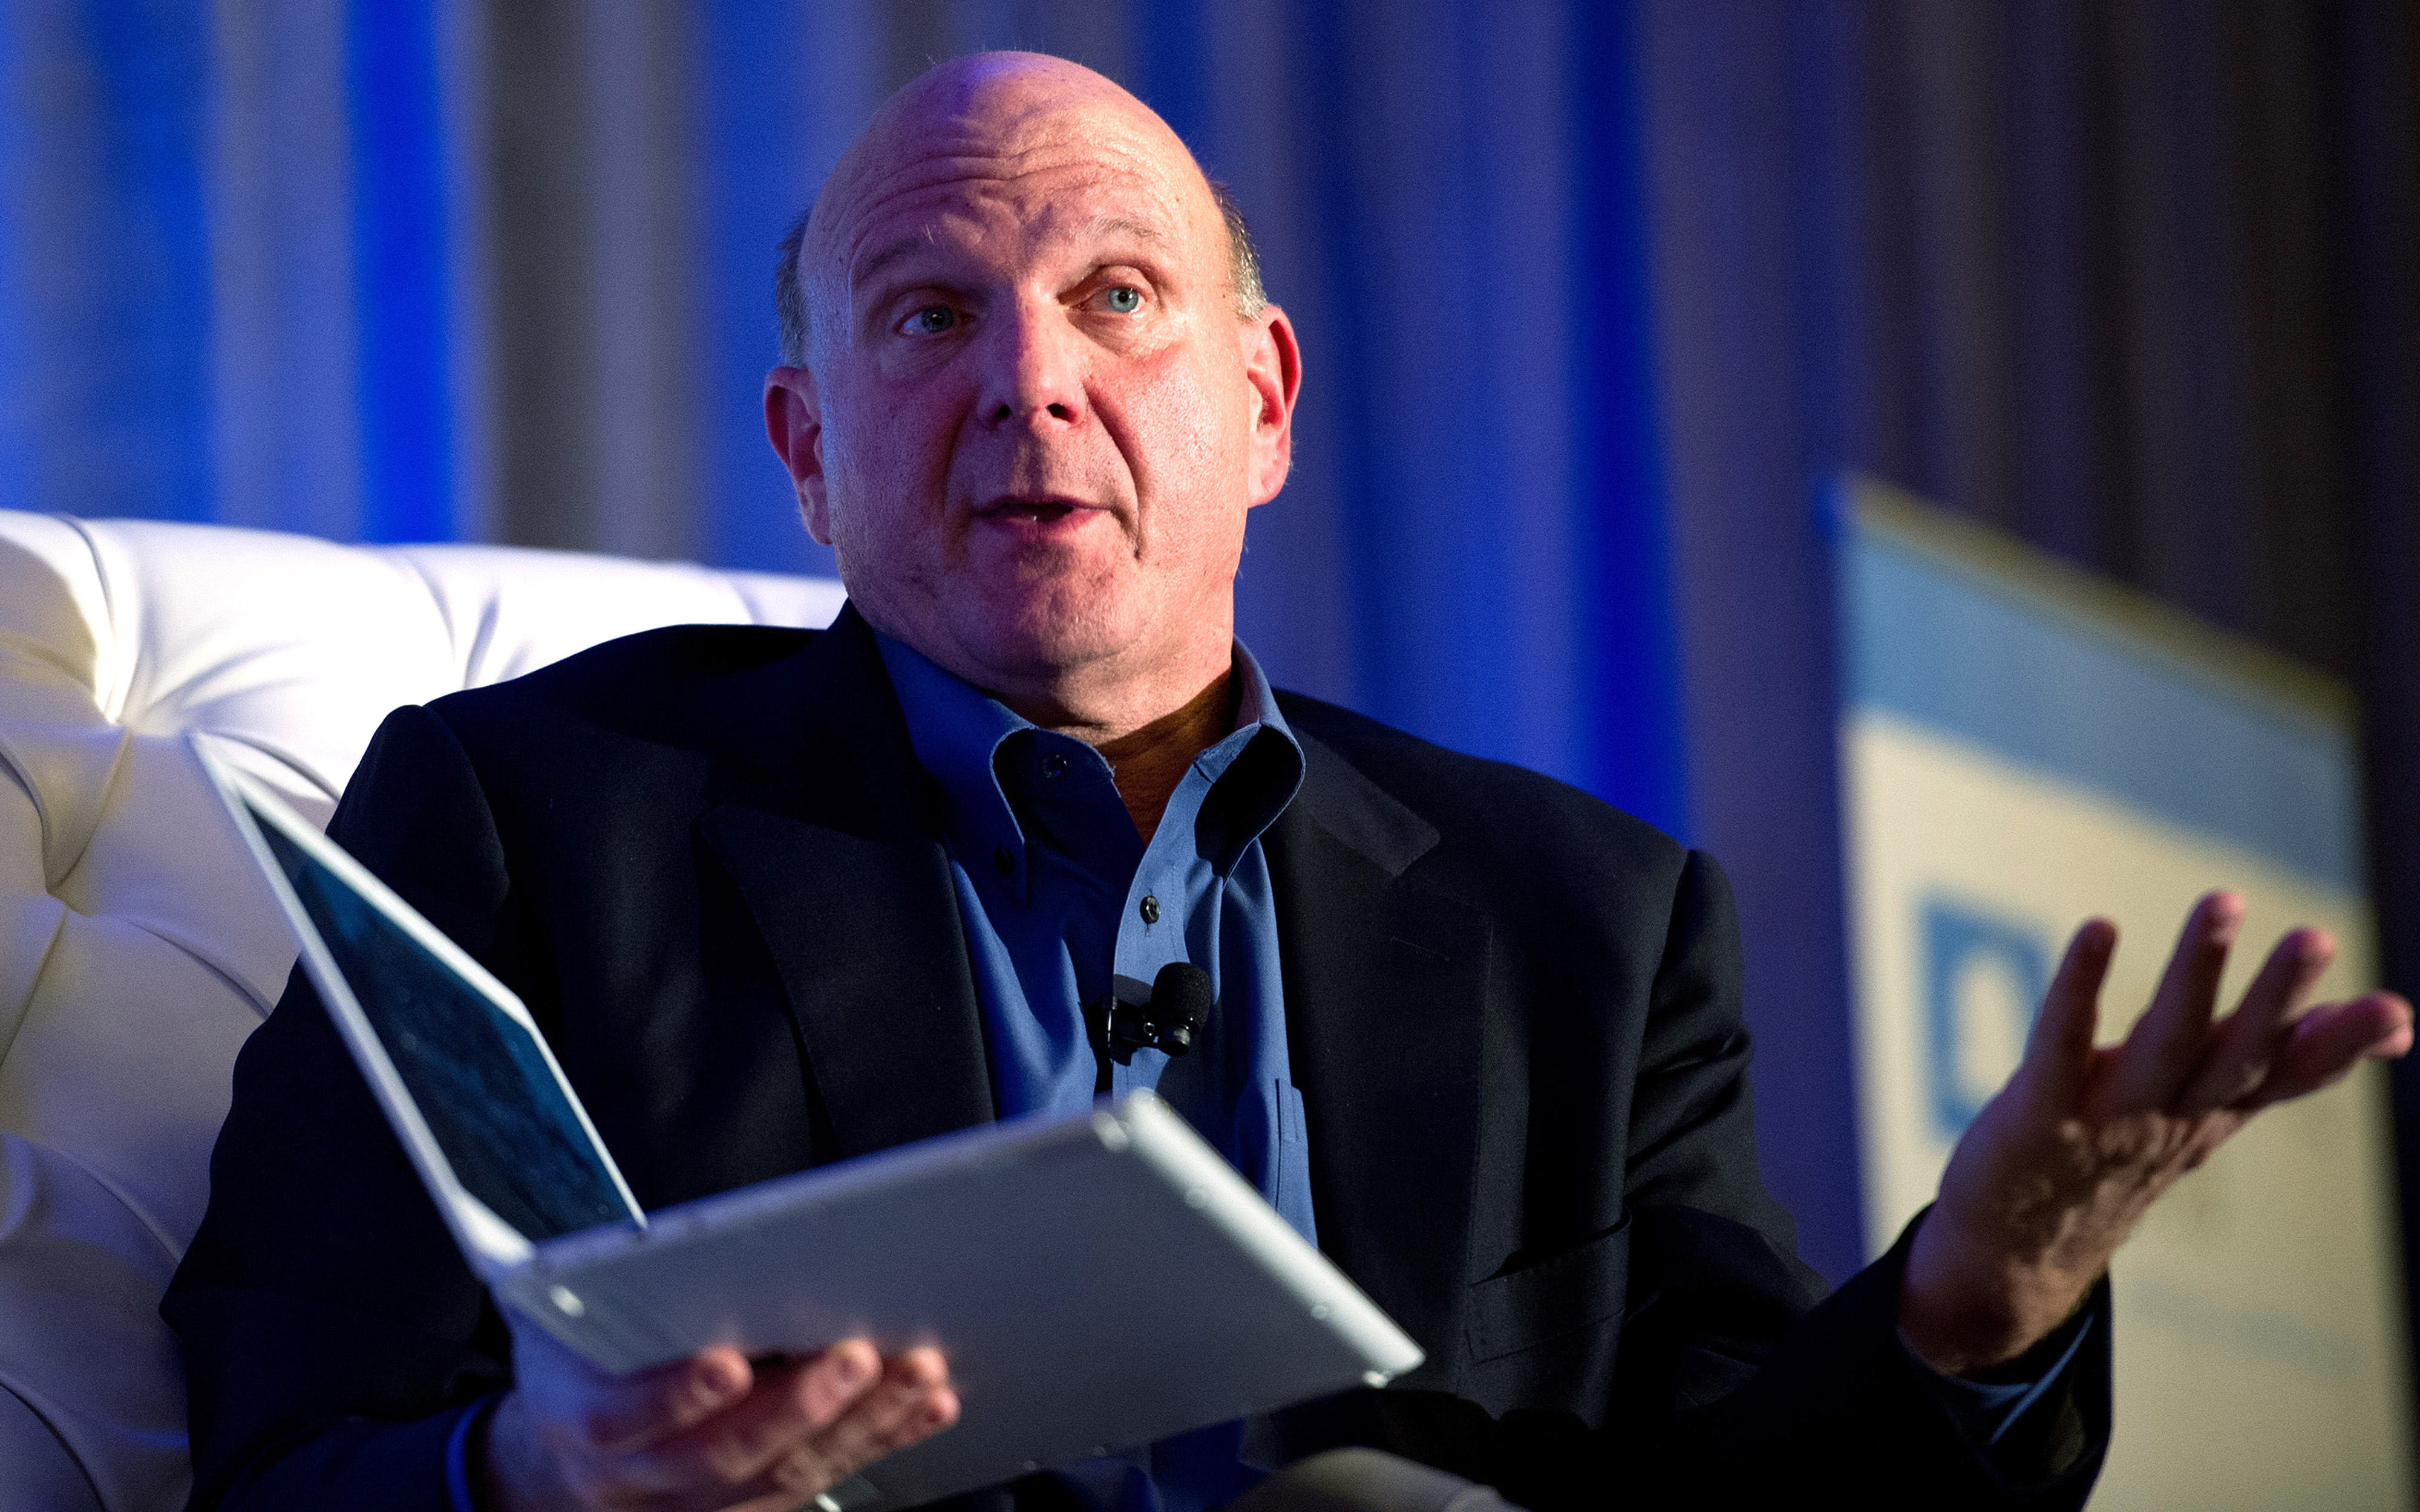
top-left (1079, 669), bottom-right (1237, 842)
top-left (952, 624), bottom-right (1243, 842)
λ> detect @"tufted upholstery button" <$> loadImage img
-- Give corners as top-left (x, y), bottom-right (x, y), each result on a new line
top-left (0, 509), bottom-right (844, 1510)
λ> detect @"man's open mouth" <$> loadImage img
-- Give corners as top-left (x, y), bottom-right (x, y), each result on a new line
top-left (978, 495), bottom-right (1090, 524)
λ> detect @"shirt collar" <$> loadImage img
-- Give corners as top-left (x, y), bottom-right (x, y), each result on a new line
top-left (874, 629), bottom-right (1303, 879)
top-left (1181, 644), bottom-right (1304, 870)
top-left (875, 630), bottom-right (1033, 882)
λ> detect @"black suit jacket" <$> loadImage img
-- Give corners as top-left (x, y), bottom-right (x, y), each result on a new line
top-left (165, 607), bottom-right (2109, 1511)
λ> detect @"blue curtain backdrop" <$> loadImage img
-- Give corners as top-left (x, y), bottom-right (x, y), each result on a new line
top-left (6, 0), bottom-right (2416, 1294)
top-left (0, 0), bottom-right (1689, 830)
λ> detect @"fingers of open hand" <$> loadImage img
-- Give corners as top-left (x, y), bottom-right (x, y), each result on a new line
top-left (652, 1342), bottom-right (881, 1483)
top-left (631, 1343), bottom-right (957, 1504)
top-left (2106, 891), bottom-right (2243, 1109)
top-left (525, 1335), bottom-right (753, 1459)
top-left (2243, 992), bottom-right (2415, 1108)
top-left (757, 1347), bottom-right (958, 1497)
top-left (1918, 903), bottom-right (2409, 1375)
top-left (2022, 919), bottom-right (2118, 1101)
top-left (2171, 927), bottom-right (2334, 1114)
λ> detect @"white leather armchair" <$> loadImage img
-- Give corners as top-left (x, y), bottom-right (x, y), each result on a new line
top-left (0, 510), bottom-right (842, 1511)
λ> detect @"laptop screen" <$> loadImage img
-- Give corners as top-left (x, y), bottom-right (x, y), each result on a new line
top-left (251, 809), bottom-right (637, 1242)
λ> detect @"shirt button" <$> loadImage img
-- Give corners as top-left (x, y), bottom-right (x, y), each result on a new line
top-left (993, 847), bottom-right (1014, 875)
top-left (1139, 894), bottom-right (1161, 925)
top-left (1041, 752), bottom-right (1067, 779)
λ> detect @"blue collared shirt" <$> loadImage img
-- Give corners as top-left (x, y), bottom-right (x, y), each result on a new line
top-left (878, 630), bottom-right (1313, 1512)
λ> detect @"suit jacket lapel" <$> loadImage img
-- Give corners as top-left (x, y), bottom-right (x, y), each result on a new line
top-left (699, 606), bottom-right (995, 1158)
top-left (1267, 731), bottom-right (1488, 1387)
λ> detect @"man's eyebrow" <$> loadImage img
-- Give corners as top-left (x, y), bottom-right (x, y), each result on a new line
top-left (850, 214), bottom-right (1171, 293)
top-left (1086, 215), bottom-right (1166, 247)
top-left (853, 234), bottom-right (937, 288)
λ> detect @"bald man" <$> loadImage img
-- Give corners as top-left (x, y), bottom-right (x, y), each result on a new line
top-left (166, 52), bottom-right (2410, 1512)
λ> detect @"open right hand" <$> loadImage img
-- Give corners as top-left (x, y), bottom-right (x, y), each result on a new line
top-left (1899, 893), bottom-right (2412, 1376)
top-left (480, 1320), bottom-right (958, 1512)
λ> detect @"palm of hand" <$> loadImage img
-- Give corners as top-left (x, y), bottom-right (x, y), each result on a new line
top-left (1899, 893), bottom-right (2413, 1376)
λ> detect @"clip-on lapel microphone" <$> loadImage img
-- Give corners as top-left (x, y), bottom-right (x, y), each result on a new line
top-left (1087, 962), bottom-right (1215, 1093)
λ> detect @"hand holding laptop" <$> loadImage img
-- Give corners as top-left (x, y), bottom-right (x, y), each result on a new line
top-left (481, 1327), bottom-right (958, 1512)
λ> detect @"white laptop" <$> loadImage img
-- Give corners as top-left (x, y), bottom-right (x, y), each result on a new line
top-left (196, 738), bottom-right (1424, 1511)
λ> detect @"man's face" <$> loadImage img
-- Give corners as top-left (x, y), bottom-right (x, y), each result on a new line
top-left (767, 58), bottom-right (1298, 709)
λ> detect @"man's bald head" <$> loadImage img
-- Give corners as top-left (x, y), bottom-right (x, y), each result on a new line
top-left (774, 52), bottom-right (1261, 367)
top-left (758, 47), bottom-right (1302, 736)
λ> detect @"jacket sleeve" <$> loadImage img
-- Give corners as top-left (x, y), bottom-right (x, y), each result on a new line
top-left (1612, 848), bottom-right (2111, 1509)
top-left (163, 705), bottom-right (518, 1511)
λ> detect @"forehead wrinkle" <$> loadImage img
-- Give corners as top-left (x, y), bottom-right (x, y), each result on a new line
top-left (820, 96), bottom-right (1191, 252)
top-left (844, 132), bottom-right (1176, 233)
top-left (802, 54), bottom-right (1223, 357)
top-left (1088, 215), bottom-right (1168, 245)
top-left (840, 165), bottom-right (1188, 292)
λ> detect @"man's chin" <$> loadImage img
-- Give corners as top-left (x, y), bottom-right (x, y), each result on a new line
top-left (943, 593), bottom-right (1145, 685)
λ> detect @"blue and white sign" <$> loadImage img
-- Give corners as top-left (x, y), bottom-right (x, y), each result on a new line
top-left (1834, 477), bottom-right (2412, 1510)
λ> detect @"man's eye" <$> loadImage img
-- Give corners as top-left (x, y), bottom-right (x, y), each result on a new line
top-left (1101, 285), bottom-right (1143, 316)
top-left (899, 305), bottom-right (958, 336)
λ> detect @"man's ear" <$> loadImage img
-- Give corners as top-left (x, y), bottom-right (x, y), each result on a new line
top-left (764, 365), bottom-right (832, 544)
top-left (1242, 305), bottom-right (1301, 507)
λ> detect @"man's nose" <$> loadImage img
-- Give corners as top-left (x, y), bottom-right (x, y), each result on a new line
top-left (976, 299), bottom-right (1086, 431)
